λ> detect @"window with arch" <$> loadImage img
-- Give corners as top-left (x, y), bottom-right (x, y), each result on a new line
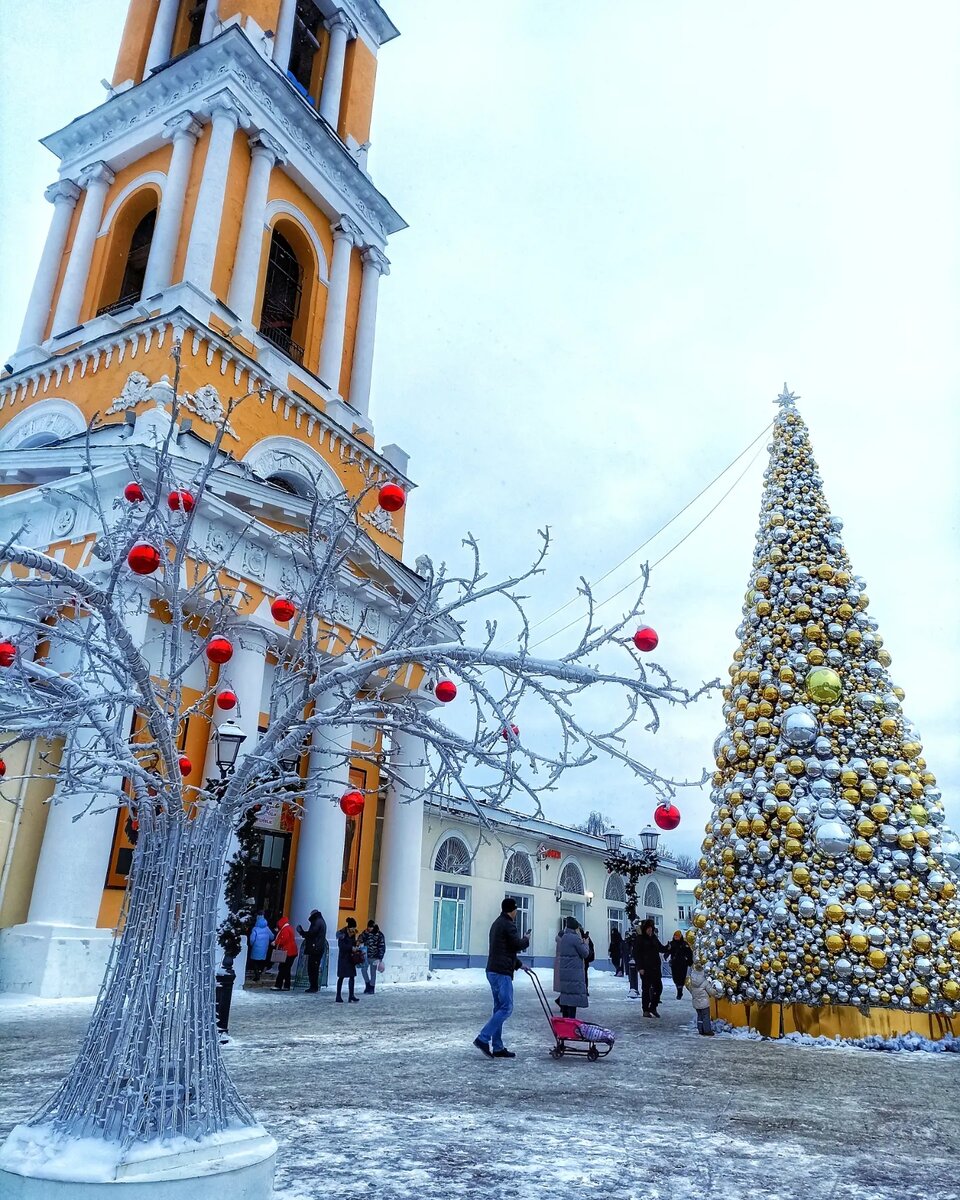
top-left (434, 836), bottom-right (472, 876)
top-left (97, 193), bottom-right (158, 317)
top-left (558, 862), bottom-right (585, 895)
top-left (504, 851), bottom-right (533, 887)
top-left (169, 1), bottom-right (208, 61)
top-left (287, 1), bottom-right (326, 102)
top-left (643, 881), bottom-right (663, 909)
top-left (258, 229), bottom-right (304, 363)
top-left (605, 873), bottom-right (627, 903)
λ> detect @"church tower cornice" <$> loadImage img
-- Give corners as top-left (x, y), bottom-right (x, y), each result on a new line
top-left (43, 25), bottom-right (405, 247)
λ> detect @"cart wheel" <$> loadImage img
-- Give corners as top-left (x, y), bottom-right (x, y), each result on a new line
top-left (550, 1046), bottom-right (564, 1059)
top-left (587, 1045), bottom-right (600, 1062)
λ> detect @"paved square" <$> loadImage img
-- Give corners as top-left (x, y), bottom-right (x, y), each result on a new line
top-left (1, 971), bottom-right (957, 1199)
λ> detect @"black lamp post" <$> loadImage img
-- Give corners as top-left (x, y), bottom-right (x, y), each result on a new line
top-left (213, 719), bottom-right (247, 778)
top-left (603, 825), bottom-right (660, 924)
top-left (212, 720), bottom-right (247, 1041)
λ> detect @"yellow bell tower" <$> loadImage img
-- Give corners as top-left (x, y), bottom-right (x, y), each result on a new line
top-left (2, 0), bottom-right (407, 551)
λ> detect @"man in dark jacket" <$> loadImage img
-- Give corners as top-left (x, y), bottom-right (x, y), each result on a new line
top-left (632, 918), bottom-right (668, 1016)
top-left (474, 896), bottom-right (530, 1059)
top-left (296, 909), bottom-right (327, 993)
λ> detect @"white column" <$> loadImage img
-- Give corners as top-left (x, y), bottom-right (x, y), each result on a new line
top-left (51, 162), bottom-right (115, 336)
top-left (141, 112), bottom-right (202, 297)
top-left (376, 725), bottom-right (431, 975)
top-left (290, 688), bottom-right (354, 965)
top-left (227, 132), bottom-right (287, 324)
top-left (348, 247), bottom-right (389, 418)
top-left (318, 11), bottom-right (355, 128)
top-left (145, 0), bottom-right (181, 73)
top-left (17, 180), bottom-right (81, 351)
top-left (199, 0), bottom-right (220, 43)
top-left (182, 92), bottom-right (246, 296)
top-left (273, 0), bottom-right (297, 71)
top-left (317, 216), bottom-right (359, 393)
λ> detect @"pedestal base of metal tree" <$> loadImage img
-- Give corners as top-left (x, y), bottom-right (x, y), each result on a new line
top-left (0, 924), bottom-right (113, 999)
top-left (713, 996), bottom-right (960, 1041)
top-left (0, 1125), bottom-right (277, 1199)
top-left (378, 942), bottom-right (429, 984)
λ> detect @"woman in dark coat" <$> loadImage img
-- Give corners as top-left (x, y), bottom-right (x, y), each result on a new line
top-left (664, 930), bottom-right (693, 999)
top-left (609, 928), bottom-right (624, 977)
top-left (552, 916), bottom-right (590, 1017)
top-left (631, 919), bottom-right (668, 1017)
top-left (336, 916), bottom-right (360, 1002)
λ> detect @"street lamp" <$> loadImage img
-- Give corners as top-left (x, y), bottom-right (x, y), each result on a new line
top-left (639, 825), bottom-right (660, 855)
top-left (603, 827), bottom-right (623, 855)
top-left (603, 826), bottom-right (661, 925)
top-left (213, 720), bottom-right (247, 777)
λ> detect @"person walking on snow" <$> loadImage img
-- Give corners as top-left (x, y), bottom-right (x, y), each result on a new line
top-left (474, 896), bottom-right (530, 1059)
top-left (553, 916), bottom-right (590, 1018)
top-left (609, 928), bottom-right (624, 977)
top-left (271, 916), bottom-right (298, 991)
top-left (247, 912), bottom-right (274, 982)
top-left (686, 961), bottom-right (715, 1036)
top-left (664, 930), bottom-right (693, 999)
top-left (296, 909), bottom-right (327, 994)
top-left (336, 916), bottom-right (361, 1002)
top-left (359, 920), bottom-right (386, 993)
top-left (632, 919), bottom-right (668, 1017)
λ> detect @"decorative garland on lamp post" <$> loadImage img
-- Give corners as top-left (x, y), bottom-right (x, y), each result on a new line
top-left (603, 826), bottom-right (660, 923)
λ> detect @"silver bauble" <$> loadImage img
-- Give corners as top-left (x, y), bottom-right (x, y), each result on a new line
top-left (781, 705), bottom-right (819, 748)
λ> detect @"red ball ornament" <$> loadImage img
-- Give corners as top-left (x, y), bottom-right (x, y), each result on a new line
top-left (216, 690), bottom-right (237, 711)
top-left (435, 679), bottom-right (457, 703)
top-left (271, 597), bottom-right (296, 623)
top-left (633, 626), bottom-right (659, 652)
top-left (205, 636), bottom-right (233, 664)
top-left (654, 802), bottom-right (681, 831)
top-left (0, 759), bottom-right (5, 778)
top-left (378, 483), bottom-right (406, 513)
top-left (167, 490), bottom-right (195, 513)
top-left (178, 755), bottom-right (192, 777)
top-left (127, 543), bottom-right (162, 575)
top-left (340, 790), bottom-right (365, 818)
top-left (501, 724), bottom-right (520, 741)
top-left (0, 641), bottom-right (15, 667)
top-left (124, 482), bottom-right (145, 503)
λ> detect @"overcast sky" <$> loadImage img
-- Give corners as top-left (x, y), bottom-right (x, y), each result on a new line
top-left (0, 2), bottom-right (957, 860)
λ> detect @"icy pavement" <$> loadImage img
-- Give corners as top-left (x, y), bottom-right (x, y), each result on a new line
top-left (2, 970), bottom-right (958, 1200)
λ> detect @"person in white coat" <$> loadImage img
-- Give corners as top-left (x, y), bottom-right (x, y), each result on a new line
top-left (685, 962), bottom-right (715, 1036)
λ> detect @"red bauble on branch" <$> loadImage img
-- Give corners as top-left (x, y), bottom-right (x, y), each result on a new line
top-left (501, 724), bottom-right (520, 741)
top-left (178, 755), bottom-right (192, 777)
top-left (216, 690), bottom-right (237, 711)
top-left (270, 597), bottom-right (296, 623)
top-left (0, 759), bottom-right (5, 778)
top-left (633, 625), bottom-right (659, 652)
top-left (123, 482), bottom-right (145, 503)
top-left (167, 490), bottom-right (195, 513)
top-left (654, 802), bottom-right (681, 831)
top-left (205, 636), bottom-right (233, 664)
top-left (127, 543), bottom-right (162, 575)
top-left (0, 641), bottom-right (15, 667)
top-left (377, 483), bottom-right (405, 512)
top-left (435, 679), bottom-right (457, 703)
top-left (340, 790), bottom-right (365, 818)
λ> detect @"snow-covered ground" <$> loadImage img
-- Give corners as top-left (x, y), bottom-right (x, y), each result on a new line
top-left (2, 970), bottom-right (958, 1199)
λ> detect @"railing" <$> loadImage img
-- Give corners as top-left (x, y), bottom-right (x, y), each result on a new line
top-left (96, 294), bottom-right (139, 318)
top-left (258, 324), bottom-right (304, 365)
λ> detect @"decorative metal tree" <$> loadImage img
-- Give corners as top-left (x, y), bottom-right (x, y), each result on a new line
top-left (693, 387), bottom-right (960, 1039)
top-left (0, 373), bottom-right (710, 1189)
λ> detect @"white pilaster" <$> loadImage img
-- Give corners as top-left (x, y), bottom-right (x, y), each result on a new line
top-left (182, 93), bottom-right (247, 296)
top-left (227, 132), bottom-right (287, 325)
top-left (0, 597), bottom-right (149, 997)
top-left (145, 0), bottom-right (181, 74)
top-left (318, 11), bottom-right (356, 129)
top-left (273, 0), bottom-right (298, 72)
top-left (16, 181), bottom-right (82, 352)
top-left (50, 162), bottom-right (115, 336)
top-left (289, 688), bottom-right (354, 966)
top-left (199, 0), bottom-right (221, 43)
top-left (141, 112), bottom-right (202, 297)
top-left (348, 247), bottom-right (389, 418)
top-left (376, 724), bottom-right (431, 981)
top-left (317, 216), bottom-right (359, 393)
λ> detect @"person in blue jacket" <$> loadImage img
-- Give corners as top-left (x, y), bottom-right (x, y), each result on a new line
top-left (247, 913), bottom-right (274, 982)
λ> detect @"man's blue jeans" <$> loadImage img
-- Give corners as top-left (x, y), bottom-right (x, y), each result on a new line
top-left (477, 971), bottom-right (514, 1051)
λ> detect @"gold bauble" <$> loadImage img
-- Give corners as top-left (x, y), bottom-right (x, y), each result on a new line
top-left (779, 666), bottom-right (796, 683)
top-left (723, 865), bottom-right (735, 880)
top-left (795, 604), bottom-right (812, 622)
top-left (837, 602), bottom-right (853, 620)
top-left (817, 563), bottom-right (834, 581)
top-left (721, 847), bottom-right (735, 864)
top-left (941, 980), bottom-right (960, 1002)
top-left (878, 649), bottom-right (892, 667)
top-left (949, 930), bottom-right (960, 952)
top-left (840, 769), bottom-right (859, 788)
top-left (902, 741), bottom-right (922, 760)
top-left (806, 647), bottom-right (826, 666)
top-left (792, 865), bottom-right (810, 885)
top-left (824, 903), bottom-right (845, 923)
top-left (762, 684), bottom-right (780, 702)
top-left (805, 667), bottom-right (842, 704)
top-left (911, 931), bottom-right (932, 953)
top-left (751, 817), bottom-right (767, 836)
top-left (784, 837), bottom-right (804, 858)
top-left (868, 950), bottom-right (887, 969)
top-left (893, 686), bottom-right (905, 700)
top-left (870, 803), bottom-right (890, 822)
top-left (898, 831), bottom-right (916, 851)
top-left (805, 623), bottom-right (823, 643)
top-left (943, 882), bottom-right (957, 900)
top-left (747, 668), bottom-right (761, 685)
top-left (860, 779), bottom-right (878, 799)
top-left (910, 984), bottom-right (930, 1007)
top-left (825, 933), bottom-right (845, 953)
top-left (853, 841), bottom-right (874, 864)
top-left (774, 782), bottom-right (793, 800)
top-left (827, 707), bottom-right (848, 727)
top-left (893, 882), bottom-right (912, 902)
top-left (735, 818), bottom-right (751, 837)
top-left (869, 758), bottom-right (889, 779)
top-left (756, 574), bottom-right (771, 591)
top-left (786, 757), bottom-right (805, 776)
top-left (858, 593), bottom-right (870, 609)
top-left (786, 819), bottom-right (805, 838)
top-left (854, 881), bottom-right (875, 900)
top-left (756, 718), bottom-right (772, 736)
top-left (769, 547), bottom-right (785, 565)
top-left (693, 913), bottom-right (707, 929)
top-left (857, 817), bottom-right (877, 838)
top-left (880, 717), bottom-right (898, 737)
top-left (845, 629), bottom-right (862, 647)
top-left (849, 933), bottom-right (869, 954)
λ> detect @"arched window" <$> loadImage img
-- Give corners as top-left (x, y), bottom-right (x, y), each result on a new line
top-left (258, 229), bottom-right (305, 364)
top-left (605, 873), bottom-right (627, 903)
top-left (434, 836), bottom-right (472, 876)
top-left (169, 1), bottom-right (208, 60)
top-left (116, 211), bottom-right (156, 308)
top-left (287, 1), bottom-right (326, 102)
top-left (504, 851), bottom-right (533, 887)
top-left (644, 881), bottom-right (663, 909)
top-left (559, 862), bottom-right (585, 895)
top-left (97, 197), bottom-right (158, 317)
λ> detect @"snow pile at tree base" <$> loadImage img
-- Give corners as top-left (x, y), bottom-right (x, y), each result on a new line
top-left (712, 1019), bottom-right (960, 1054)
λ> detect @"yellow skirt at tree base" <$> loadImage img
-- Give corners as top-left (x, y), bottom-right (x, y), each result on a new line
top-left (712, 997), bottom-right (960, 1041)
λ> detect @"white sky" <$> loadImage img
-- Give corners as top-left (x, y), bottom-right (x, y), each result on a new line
top-left (0, 1), bottom-right (957, 860)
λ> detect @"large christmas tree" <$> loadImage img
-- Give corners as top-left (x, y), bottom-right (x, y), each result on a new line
top-left (693, 387), bottom-right (960, 1038)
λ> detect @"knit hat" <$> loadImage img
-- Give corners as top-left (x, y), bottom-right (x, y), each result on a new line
top-left (564, 915), bottom-right (580, 931)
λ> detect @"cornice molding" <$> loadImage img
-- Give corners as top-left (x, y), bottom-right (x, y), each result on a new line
top-left (41, 27), bottom-right (405, 245)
